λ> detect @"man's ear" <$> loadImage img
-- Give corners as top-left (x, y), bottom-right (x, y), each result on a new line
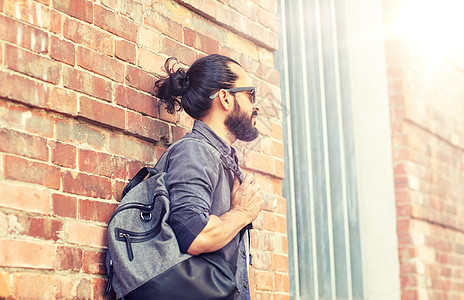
top-left (218, 89), bottom-right (232, 111)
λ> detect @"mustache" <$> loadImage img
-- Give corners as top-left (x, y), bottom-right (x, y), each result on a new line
top-left (251, 111), bottom-right (258, 117)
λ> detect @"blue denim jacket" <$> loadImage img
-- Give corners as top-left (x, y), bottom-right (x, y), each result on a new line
top-left (165, 120), bottom-right (250, 299)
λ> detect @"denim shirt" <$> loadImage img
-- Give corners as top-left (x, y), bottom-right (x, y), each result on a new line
top-left (165, 120), bottom-right (250, 299)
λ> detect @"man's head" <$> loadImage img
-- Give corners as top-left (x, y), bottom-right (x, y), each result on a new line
top-left (155, 54), bottom-right (259, 142)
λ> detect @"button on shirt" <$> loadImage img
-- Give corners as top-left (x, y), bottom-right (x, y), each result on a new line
top-left (165, 120), bottom-right (250, 300)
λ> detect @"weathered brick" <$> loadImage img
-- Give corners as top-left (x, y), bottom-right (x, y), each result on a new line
top-left (48, 86), bottom-right (78, 116)
top-left (113, 179), bottom-right (126, 202)
top-left (271, 253), bottom-right (289, 272)
top-left (78, 148), bottom-right (128, 179)
top-left (0, 272), bottom-right (9, 298)
top-left (63, 17), bottom-right (113, 56)
top-left (5, 44), bottom-right (61, 84)
top-left (78, 96), bottom-right (125, 130)
top-left (137, 26), bottom-right (160, 51)
top-left (126, 111), bottom-right (169, 142)
top-left (0, 128), bottom-right (48, 161)
top-left (137, 47), bottom-right (166, 76)
top-left (254, 270), bottom-right (275, 291)
top-left (144, 11), bottom-right (182, 42)
top-left (50, 35), bottom-right (75, 65)
top-left (184, 28), bottom-right (219, 54)
top-left (5, 0), bottom-right (51, 29)
top-left (63, 66), bottom-right (112, 101)
top-left (76, 278), bottom-right (92, 299)
top-left (5, 155), bottom-right (61, 190)
top-left (94, 4), bottom-right (137, 42)
top-left (51, 140), bottom-right (76, 168)
top-left (12, 273), bottom-right (56, 299)
top-left (66, 220), bottom-right (107, 247)
top-left (55, 118), bottom-right (107, 149)
top-left (115, 84), bottom-right (158, 117)
top-left (83, 250), bottom-right (106, 275)
top-left (125, 65), bottom-right (157, 95)
top-left (161, 37), bottom-right (198, 66)
top-left (0, 15), bottom-right (48, 54)
top-left (173, 126), bottom-right (187, 142)
top-left (62, 170), bottom-right (112, 199)
top-left (0, 239), bottom-right (56, 269)
top-left (115, 39), bottom-right (136, 64)
top-left (245, 150), bottom-right (274, 175)
top-left (77, 46), bottom-right (125, 82)
top-left (9, 214), bottom-right (63, 241)
top-left (53, 0), bottom-right (93, 23)
top-left (52, 193), bottom-right (77, 218)
top-left (109, 133), bottom-right (154, 162)
top-left (0, 103), bottom-right (53, 138)
top-left (0, 181), bottom-right (50, 214)
top-left (0, 71), bottom-right (48, 108)
top-left (55, 246), bottom-right (83, 271)
top-left (78, 199), bottom-right (117, 223)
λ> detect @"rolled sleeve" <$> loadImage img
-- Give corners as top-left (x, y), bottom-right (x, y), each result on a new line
top-left (165, 139), bottom-right (220, 253)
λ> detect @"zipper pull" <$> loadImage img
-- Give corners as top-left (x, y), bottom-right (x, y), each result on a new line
top-left (121, 233), bottom-right (134, 261)
top-left (105, 259), bottom-right (113, 295)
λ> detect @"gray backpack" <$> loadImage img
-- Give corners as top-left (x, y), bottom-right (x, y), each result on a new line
top-left (105, 138), bottom-right (247, 299)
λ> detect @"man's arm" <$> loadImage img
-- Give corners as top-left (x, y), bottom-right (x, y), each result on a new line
top-left (187, 173), bottom-right (264, 255)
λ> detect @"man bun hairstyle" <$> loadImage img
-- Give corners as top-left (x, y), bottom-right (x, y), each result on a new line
top-left (154, 54), bottom-right (241, 119)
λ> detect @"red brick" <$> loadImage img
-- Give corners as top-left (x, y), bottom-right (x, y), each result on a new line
top-left (5, 0), bottom-right (51, 29)
top-left (84, 250), bottom-right (106, 275)
top-left (76, 278), bottom-right (92, 299)
top-left (159, 104), bottom-right (178, 123)
top-left (161, 37), bottom-right (198, 66)
top-left (271, 253), bottom-right (289, 272)
top-left (0, 272), bottom-right (9, 298)
top-left (77, 46), bottom-right (125, 83)
top-left (245, 150), bottom-right (274, 175)
top-left (51, 141), bottom-right (76, 168)
top-left (0, 239), bottom-right (56, 269)
top-left (78, 199), bottom-right (117, 223)
top-left (137, 26), bottom-right (160, 51)
top-left (10, 214), bottom-right (63, 241)
top-left (125, 65), bottom-right (157, 95)
top-left (184, 28), bottom-right (219, 54)
top-left (113, 179), bottom-right (126, 202)
top-left (109, 133), bottom-right (154, 162)
top-left (4, 155), bottom-right (61, 190)
top-left (63, 17), bottom-right (113, 56)
top-left (78, 96), bottom-right (125, 130)
top-left (254, 270), bottom-right (275, 291)
top-left (94, 4), bottom-right (137, 42)
top-left (62, 170), bottom-right (112, 199)
top-left (12, 273), bottom-right (56, 299)
top-left (0, 0), bottom-right (3, 12)
top-left (55, 118), bottom-right (106, 149)
top-left (54, 0), bottom-right (93, 23)
top-left (55, 246), bottom-right (83, 271)
top-left (144, 10), bottom-right (182, 42)
top-left (0, 129), bottom-right (49, 162)
top-left (0, 181), bottom-right (50, 214)
top-left (51, 10), bottom-right (62, 34)
top-left (66, 220), bottom-right (107, 247)
top-left (126, 111), bottom-right (169, 142)
top-left (115, 85), bottom-right (157, 117)
top-left (52, 193), bottom-right (77, 218)
top-left (173, 126), bottom-right (187, 142)
top-left (50, 35), bottom-right (75, 65)
top-left (137, 48), bottom-right (166, 75)
top-left (0, 43), bottom-right (3, 65)
top-left (48, 87), bottom-right (78, 116)
top-left (78, 149), bottom-right (128, 179)
top-left (0, 71), bottom-right (48, 108)
top-left (63, 66), bottom-right (112, 101)
top-left (0, 15), bottom-right (48, 54)
top-left (115, 39), bottom-right (136, 64)
top-left (5, 44), bottom-right (61, 84)
top-left (263, 212), bottom-right (287, 234)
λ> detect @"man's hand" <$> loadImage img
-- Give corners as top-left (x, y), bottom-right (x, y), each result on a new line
top-left (230, 173), bottom-right (264, 224)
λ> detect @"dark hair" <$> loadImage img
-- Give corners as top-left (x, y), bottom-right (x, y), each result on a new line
top-left (154, 54), bottom-right (241, 119)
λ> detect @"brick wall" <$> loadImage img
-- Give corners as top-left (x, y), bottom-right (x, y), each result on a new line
top-left (384, 1), bottom-right (464, 298)
top-left (0, 0), bottom-right (288, 299)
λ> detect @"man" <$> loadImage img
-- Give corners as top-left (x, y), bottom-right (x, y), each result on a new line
top-left (154, 54), bottom-right (264, 299)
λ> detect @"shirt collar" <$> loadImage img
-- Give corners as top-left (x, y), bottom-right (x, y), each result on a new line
top-left (191, 120), bottom-right (232, 156)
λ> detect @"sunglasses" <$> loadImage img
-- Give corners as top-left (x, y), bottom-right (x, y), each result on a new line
top-left (209, 86), bottom-right (257, 104)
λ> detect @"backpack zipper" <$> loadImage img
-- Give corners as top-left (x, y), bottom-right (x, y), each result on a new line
top-left (115, 217), bottom-right (163, 261)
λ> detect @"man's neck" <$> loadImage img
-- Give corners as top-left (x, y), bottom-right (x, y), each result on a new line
top-left (200, 118), bottom-right (236, 146)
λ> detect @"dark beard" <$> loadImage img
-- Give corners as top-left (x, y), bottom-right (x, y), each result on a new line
top-left (224, 98), bottom-right (259, 142)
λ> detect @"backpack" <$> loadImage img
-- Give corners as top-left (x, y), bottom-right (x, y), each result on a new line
top-left (105, 138), bottom-right (247, 299)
